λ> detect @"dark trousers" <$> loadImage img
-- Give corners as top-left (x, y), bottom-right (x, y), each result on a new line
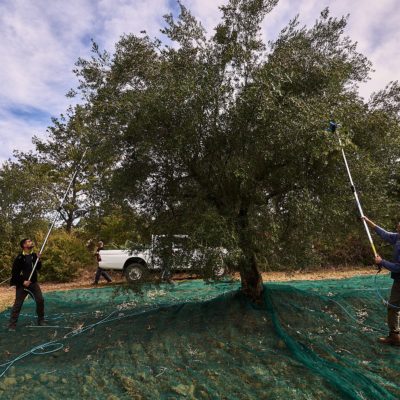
top-left (388, 280), bottom-right (400, 334)
top-left (161, 261), bottom-right (172, 281)
top-left (9, 282), bottom-right (45, 325)
top-left (94, 267), bottom-right (112, 283)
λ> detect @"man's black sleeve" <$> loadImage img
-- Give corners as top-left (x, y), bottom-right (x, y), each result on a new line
top-left (10, 256), bottom-right (23, 286)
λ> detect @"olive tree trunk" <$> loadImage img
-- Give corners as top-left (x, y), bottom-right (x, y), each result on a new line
top-left (235, 206), bottom-right (264, 303)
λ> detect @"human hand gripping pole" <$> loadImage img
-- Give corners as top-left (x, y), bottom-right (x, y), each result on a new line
top-left (27, 148), bottom-right (88, 281)
top-left (328, 120), bottom-right (380, 271)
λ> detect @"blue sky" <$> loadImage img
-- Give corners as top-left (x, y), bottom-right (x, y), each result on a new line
top-left (0, 0), bottom-right (399, 163)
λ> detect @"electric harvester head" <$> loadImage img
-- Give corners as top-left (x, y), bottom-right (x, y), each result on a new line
top-left (329, 120), bottom-right (337, 133)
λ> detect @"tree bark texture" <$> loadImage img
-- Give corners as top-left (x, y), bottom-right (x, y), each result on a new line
top-left (236, 205), bottom-right (264, 303)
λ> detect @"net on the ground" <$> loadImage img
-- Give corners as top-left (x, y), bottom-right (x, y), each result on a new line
top-left (0, 274), bottom-right (399, 399)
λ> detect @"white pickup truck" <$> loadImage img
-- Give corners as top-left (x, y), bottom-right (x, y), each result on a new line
top-left (98, 235), bottom-right (226, 282)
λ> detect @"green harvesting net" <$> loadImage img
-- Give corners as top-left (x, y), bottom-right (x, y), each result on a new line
top-left (0, 274), bottom-right (399, 399)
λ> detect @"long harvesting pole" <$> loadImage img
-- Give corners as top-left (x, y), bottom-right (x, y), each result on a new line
top-left (329, 121), bottom-right (378, 258)
top-left (28, 148), bottom-right (88, 281)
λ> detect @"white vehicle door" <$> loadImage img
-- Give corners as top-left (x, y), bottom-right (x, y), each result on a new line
top-left (99, 249), bottom-right (130, 270)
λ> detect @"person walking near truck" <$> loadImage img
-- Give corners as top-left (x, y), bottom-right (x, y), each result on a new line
top-left (93, 240), bottom-right (112, 285)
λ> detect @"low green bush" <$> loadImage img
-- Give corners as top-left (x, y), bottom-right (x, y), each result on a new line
top-left (36, 230), bottom-right (94, 282)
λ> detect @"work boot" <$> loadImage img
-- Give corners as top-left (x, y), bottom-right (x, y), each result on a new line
top-left (377, 333), bottom-right (400, 346)
top-left (37, 319), bottom-right (48, 326)
top-left (8, 323), bottom-right (16, 332)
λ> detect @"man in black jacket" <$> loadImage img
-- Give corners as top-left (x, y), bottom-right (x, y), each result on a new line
top-left (8, 238), bottom-right (45, 331)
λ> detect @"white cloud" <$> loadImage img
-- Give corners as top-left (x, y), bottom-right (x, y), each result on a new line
top-left (262, 0), bottom-right (400, 99)
top-left (0, 0), bottom-right (93, 108)
top-left (182, 0), bottom-right (227, 34)
top-left (95, 0), bottom-right (170, 51)
top-left (0, 0), bottom-right (399, 163)
top-left (0, 109), bottom-right (45, 161)
top-left (0, 0), bottom-right (170, 163)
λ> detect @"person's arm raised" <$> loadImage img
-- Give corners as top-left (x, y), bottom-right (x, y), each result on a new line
top-left (364, 217), bottom-right (397, 244)
top-left (362, 216), bottom-right (376, 228)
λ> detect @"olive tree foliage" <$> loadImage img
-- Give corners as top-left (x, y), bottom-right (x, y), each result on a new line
top-left (0, 153), bottom-right (51, 272)
top-left (7, 104), bottom-right (119, 235)
top-left (72, 0), bottom-right (399, 300)
top-left (0, 105), bottom-right (109, 271)
top-left (30, 105), bottom-right (100, 233)
top-left (0, 108), bottom-right (88, 239)
top-left (0, 103), bottom-right (125, 279)
top-left (365, 82), bottom-right (400, 228)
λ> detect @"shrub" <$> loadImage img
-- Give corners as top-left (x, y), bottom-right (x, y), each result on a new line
top-left (35, 229), bottom-right (94, 282)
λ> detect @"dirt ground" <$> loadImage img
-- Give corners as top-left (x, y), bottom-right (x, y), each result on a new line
top-left (0, 265), bottom-right (378, 312)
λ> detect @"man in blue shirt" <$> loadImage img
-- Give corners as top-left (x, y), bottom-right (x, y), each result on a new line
top-left (363, 216), bottom-right (400, 346)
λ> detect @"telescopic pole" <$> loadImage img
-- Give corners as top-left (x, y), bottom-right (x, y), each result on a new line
top-left (28, 148), bottom-right (88, 281)
top-left (329, 121), bottom-right (378, 258)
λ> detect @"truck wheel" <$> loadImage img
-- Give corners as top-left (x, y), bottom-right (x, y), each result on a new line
top-left (125, 263), bottom-right (147, 282)
top-left (212, 264), bottom-right (226, 278)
